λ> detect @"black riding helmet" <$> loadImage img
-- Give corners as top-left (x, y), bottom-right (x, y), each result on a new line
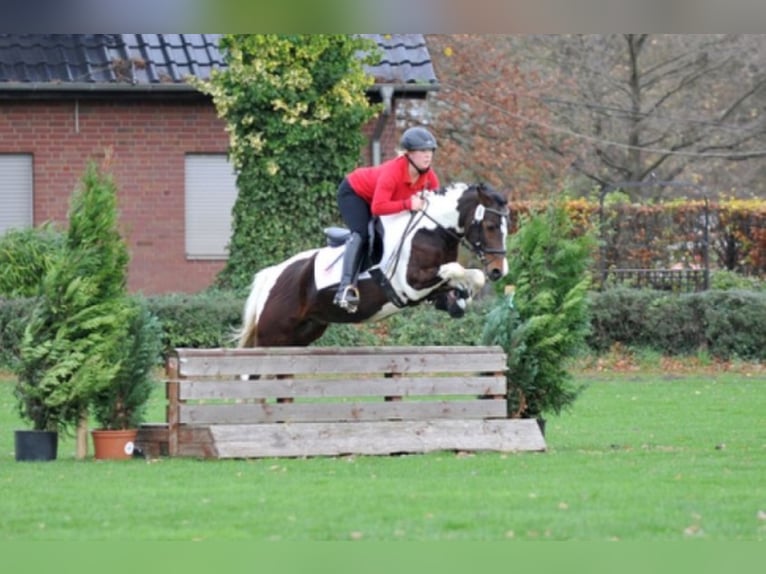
top-left (400, 126), bottom-right (438, 151)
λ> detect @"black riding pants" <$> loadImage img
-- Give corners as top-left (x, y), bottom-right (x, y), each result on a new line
top-left (337, 177), bottom-right (372, 238)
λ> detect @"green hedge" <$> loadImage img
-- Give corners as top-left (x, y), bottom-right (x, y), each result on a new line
top-left (2, 288), bottom-right (765, 370)
top-left (587, 287), bottom-right (766, 360)
top-left (146, 290), bottom-right (245, 355)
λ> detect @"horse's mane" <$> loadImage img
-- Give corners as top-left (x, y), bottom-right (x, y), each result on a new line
top-left (433, 182), bottom-right (506, 205)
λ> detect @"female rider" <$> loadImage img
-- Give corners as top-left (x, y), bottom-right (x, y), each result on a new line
top-left (333, 126), bottom-right (440, 312)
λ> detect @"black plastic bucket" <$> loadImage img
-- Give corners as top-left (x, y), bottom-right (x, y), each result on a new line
top-left (14, 430), bottom-right (58, 461)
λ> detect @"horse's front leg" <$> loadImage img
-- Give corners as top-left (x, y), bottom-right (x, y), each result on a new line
top-left (437, 263), bottom-right (486, 297)
top-left (435, 264), bottom-right (487, 316)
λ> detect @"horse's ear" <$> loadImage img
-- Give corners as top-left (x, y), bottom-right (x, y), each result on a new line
top-left (475, 182), bottom-right (492, 205)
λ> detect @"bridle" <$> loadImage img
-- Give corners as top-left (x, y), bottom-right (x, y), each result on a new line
top-left (418, 200), bottom-right (509, 269)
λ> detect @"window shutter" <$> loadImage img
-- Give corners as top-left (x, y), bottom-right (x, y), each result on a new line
top-left (185, 155), bottom-right (238, 259)
top-left (0, 155), bottom-right (33, 236)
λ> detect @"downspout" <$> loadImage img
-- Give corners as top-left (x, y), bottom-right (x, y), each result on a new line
top-left (370, 85), bottom-right (394, 166)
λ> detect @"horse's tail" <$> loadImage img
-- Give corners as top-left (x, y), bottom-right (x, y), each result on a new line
top-left (234, 267), bottom-right (273, 348)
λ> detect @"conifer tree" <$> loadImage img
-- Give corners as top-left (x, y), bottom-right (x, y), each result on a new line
top-left (483, 200), bottom-right (595, 419)
top-left (15, 162), bottom-right (132, 433)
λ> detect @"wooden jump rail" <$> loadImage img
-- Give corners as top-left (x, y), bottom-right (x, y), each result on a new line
top-left (137, 346), bottom-right (546, 459)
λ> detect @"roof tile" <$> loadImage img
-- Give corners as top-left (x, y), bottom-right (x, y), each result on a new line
top-left (0, 34), bottom-right (437, 88)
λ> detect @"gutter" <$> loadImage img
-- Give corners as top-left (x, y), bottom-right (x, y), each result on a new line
top-left (0, 82), bottom-right (201, 93)
top-left (370, 82), bottom-right (440, 95)
top-left (0, 81), bottom-right (208, 102)
top-left (0, 81), bottom-right (440, 95)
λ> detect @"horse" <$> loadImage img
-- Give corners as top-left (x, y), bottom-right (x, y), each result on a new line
top-left (236, 182), bottom-right (510, 347)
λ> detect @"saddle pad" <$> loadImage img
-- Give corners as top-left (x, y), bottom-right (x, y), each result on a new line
top-left (314, 245), bottom-right (374, 291)
top-left (313, 245), bottom-right (345, 290)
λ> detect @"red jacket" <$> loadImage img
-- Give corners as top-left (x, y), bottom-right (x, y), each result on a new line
top-left (347, 155), bottom-right (440, 216)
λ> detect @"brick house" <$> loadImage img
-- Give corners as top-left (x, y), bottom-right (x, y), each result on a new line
top-left (0, 34), bottom-right (438, 294)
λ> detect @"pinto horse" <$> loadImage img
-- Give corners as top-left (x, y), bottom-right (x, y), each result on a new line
top-left (236, 182), bottom-right (510, 347)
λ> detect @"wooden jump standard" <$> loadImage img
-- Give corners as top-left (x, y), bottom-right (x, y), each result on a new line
top-left (136, 346), bottom-right (547, 458)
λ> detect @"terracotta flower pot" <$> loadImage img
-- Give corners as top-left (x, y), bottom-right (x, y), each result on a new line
top-left (91, 429), bottom-right (138, 460)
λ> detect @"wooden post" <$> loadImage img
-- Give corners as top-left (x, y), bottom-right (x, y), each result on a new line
top-left (166, 355), bottom-right (180, 457)
top-left (76, 412), bottom-right (88, 459)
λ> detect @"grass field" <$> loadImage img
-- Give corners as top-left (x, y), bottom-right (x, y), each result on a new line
top-left (1, 361), bottom-right (764, 541)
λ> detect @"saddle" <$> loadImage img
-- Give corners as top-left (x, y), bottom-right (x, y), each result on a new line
top-left (323, 219), bottom-right (407, 307)
top-left (323, 218), bottom-right (385, 271)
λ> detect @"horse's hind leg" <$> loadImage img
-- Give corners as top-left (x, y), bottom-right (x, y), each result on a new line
top-left (292, 320), bottom-right (329, 347)
top-left (254, 309), bottom-right (329, 347)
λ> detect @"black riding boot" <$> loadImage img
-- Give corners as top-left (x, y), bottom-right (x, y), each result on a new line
top-left (333, 232), bottom-right (364, 313)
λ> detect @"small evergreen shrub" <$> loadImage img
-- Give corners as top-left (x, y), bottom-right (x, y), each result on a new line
top-left (482, 201), bottom-right (595, 419)
top-left (92, 298), bottom-right (163, 430)
top-left (14, 162), bottom-right (133, 433)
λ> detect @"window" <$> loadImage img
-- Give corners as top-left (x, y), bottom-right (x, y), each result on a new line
top-left (0, 154), bottom-right (33, 236)
top-left (184, 154), bottom-right (238, 259)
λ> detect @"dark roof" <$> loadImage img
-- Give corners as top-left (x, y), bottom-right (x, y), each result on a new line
top-left (0, 34), bottom-right (437, 93)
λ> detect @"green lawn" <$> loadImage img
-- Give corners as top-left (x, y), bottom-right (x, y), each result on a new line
top-left (1, 368), bottom-right (764, 541)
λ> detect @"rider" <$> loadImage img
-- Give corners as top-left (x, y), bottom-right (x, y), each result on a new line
top-left (333, 126), bottom-right (440, 312)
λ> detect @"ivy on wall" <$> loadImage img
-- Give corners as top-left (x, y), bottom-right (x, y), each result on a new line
top-left (194, 34), bottom-right (381, 290)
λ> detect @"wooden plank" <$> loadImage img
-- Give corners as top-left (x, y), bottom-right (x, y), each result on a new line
top-left (174, 346), bottom-right (506, 378)
top-left (207, 419), bottom-right (546, 458)
top-left (174, 345), bottom-right (505, 358)
top-left (176, 426), bottom-right (217, 458)
top-left (178, 375), bottom-right (507, 400)
top-left (179, 399), bottom-right (507, 424)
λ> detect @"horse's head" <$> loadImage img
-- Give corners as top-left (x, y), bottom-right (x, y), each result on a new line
top-left (459, 183), bottom-right (510, 282)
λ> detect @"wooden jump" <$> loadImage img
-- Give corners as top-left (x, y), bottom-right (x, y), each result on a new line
top-left (136, 346), bottom-right (547, 459)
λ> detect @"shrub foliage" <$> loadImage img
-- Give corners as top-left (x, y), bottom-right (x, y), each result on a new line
top-left (0, 223), bottom-right (65, 298)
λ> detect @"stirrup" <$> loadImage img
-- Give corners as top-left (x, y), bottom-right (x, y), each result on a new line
top-left (334, 285), bottom-right (360, 313)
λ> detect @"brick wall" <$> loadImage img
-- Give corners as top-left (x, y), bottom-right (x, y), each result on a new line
top-left (0, 95), bottom-right (401, 294)
top-left (1, 97), bottom-right (229, 294)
